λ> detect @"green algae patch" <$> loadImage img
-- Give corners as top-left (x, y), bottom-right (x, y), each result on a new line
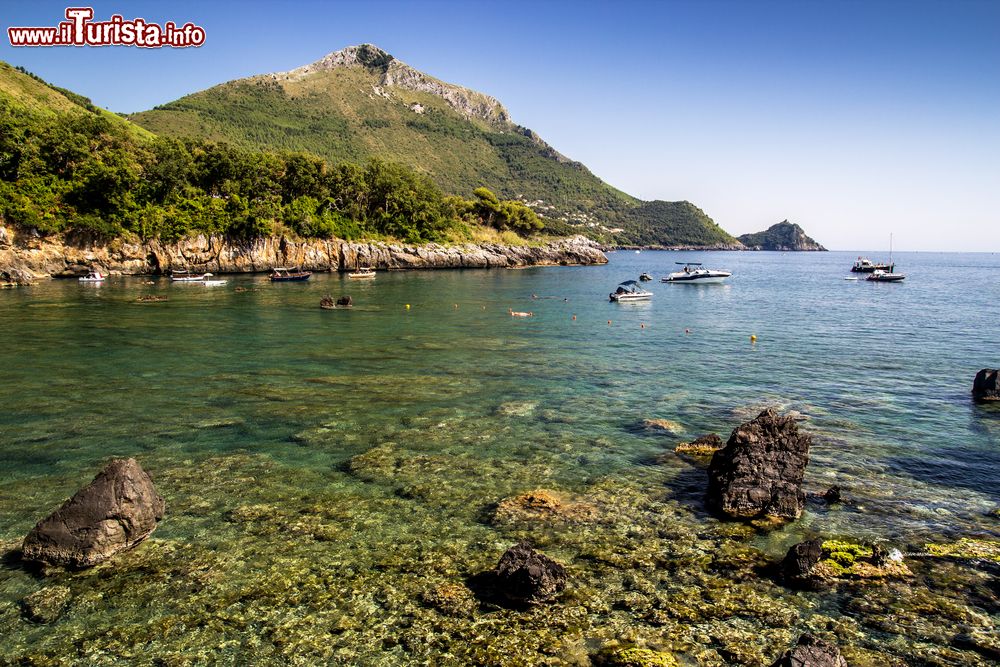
top-left (926, 537), bottom-right (1000, 562)
top-left (594, 646), bottom-right (679, 667)
top-left (813, 540), bottom-right (912, 580)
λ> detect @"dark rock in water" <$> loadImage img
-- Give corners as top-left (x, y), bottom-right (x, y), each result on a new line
top-left (336, 295), bottom-right (353, 307)
top-left (822, 485), bottom-right (841, 504)
top-left (320, 295), bottom-right (335, 309)
top-left (781, 539), bottom-right (823, 587)
top-left (770, 634), bottom-right (847, 667)
top-left (707, 408), bottom-right (811, 520)
top-left (493, 541), bottom-right (567, 604)
top-left (20, 585), bottom-right (72, 623)
top-left (973, 369), bottom-right (1000, 402)
top-left (952, 632), bottom-right (1000, 662)
top-left (21, 458), bottom-right (165, 569)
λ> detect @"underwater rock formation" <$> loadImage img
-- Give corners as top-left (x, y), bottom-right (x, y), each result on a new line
top-left (707, 408), bottom-right (811, 520)
top-left (782, 539), bottom-right (911, 585)
top-left (493, 541), bottom-right (567, 604)
top-left (492, 489), bottom-right (598, 524)
top-left (769, 633), bottom-right (847, 667)
top-left (19, 585), bottom-right (72, 623)
top-left (674, 433), bottom-right (723, 456)
top-left (973, 368), bottom-right (999, 402)
top-left (21, 458), bottom-right (165, 569)
top-left (593, 645), bottom-right (679, 666)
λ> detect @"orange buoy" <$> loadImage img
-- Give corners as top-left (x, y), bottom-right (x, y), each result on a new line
top-left (572, 315), bottom-right (576, 320)
top-left (608, 320), bottom-right (612, 325)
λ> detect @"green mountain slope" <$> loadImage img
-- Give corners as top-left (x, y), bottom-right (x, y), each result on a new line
top-left (738, 220), bottom-right (826, 251)
top-left (130, 44), bottom-right (737, 247)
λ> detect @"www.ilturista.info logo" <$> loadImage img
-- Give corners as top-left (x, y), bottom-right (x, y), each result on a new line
top-left (8, 7), bottom-right (205, 48)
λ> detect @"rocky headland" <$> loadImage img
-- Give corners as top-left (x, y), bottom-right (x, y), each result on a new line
top-left (0, 225), bottom-right (607, 283)
top-left (738, 221), bottom-right (827, 251)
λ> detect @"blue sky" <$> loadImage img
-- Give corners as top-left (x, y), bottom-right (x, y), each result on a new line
top-left (1, 0), bottom-right (998, 251)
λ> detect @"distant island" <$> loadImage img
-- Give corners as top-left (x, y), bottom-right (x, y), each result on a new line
top-left (738, 221), bottom-right (827, 251)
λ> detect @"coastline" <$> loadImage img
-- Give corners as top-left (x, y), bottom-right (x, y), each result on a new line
top-left (0, 227), bottom-right (607, 282)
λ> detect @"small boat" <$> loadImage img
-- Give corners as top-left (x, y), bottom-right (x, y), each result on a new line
top-left (171, 271), bottom-right (214, 282)
top-left (851, 257), bottom-right (894, 273)
top-left (662, 263), bottom-right (731, 284)
top-left (609, 280), bottom-right (653, 302)
top-left (200, 279), bottom-right (228, 286)
top-left (347, 267), bottom-right (376, 280)
top-left (509, 309), bottom-right (533, 317)
top-left (270, 267), bottom-right (312, 282)
top-left (867, 270), bottom-right (905, 282)
top-left (79, 271), bottom-right (105, 282)
top-left (639, 272), bottom-right (653, 282)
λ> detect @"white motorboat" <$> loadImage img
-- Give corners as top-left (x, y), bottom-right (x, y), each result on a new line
top-left (171, 271), bottom-right (215, 282)
top-left (866, 269), bottom-right (905, 282)
top-left (79, 271), bottom-right (105, 282)
top-left (348, 267), bottom-right (376, 279)
top-left (662, 262), bottom-right (731, 284)
top-left (609, 280), bottom-right (653, 302)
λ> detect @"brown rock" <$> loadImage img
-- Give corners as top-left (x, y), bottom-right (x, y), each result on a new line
top-left (675, 433), bottom-right (723, 456)
top-left (492, 489), bottom-right (597, 524)
top-left (973, 369), bottom-right (1000, 402)
top-left (770, 634), bottom-right (847, 667)
top-left (21, 458), bottom-right (165, 569)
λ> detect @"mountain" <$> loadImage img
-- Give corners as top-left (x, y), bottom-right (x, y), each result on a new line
top-left (738, 221), bottom-right (826, 251)
top-left (129, 44), bottom-right (738, 248)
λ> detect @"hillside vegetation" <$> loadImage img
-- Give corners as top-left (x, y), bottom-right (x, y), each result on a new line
top-left (130, 44), bottom-right (739, 248)
top-left (0, 62), bottom-right (539, 244)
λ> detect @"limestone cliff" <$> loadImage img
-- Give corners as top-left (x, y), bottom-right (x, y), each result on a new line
top-left (0, 226), bottom-right (606, 282)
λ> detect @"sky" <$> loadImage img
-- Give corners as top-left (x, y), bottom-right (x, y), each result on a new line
top-left (1, 0), bottom-right (998, 251)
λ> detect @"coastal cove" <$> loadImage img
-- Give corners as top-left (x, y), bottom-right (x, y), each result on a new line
top-left (1, 250), bottom-right (998, 665)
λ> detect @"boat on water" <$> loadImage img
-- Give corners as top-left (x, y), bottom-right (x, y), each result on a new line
top-left (270, 267), bottom-right (312, 282)
top-left (639, 272), bottom-right (653, 282)
top-left (79, 271), bottom-right (105, 282)
top-left (348, 267), bottom-right (376, 279)
top-left (171, 271), bottom-right (215, 282)
top-left (851, 257), bottom-right (894, 273)
top-left (609, 280), bottom-right (653, 302)
top-left (662, 262), bottom-right (732, 284)
top-left (867, 270), bottom-right (905, 282)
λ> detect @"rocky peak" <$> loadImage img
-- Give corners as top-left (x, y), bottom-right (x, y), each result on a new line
top-left (277, 44), bottom-right (512, 128)
top-left (738, 220), bottom-right (827, 251)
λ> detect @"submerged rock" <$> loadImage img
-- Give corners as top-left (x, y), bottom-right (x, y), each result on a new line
top-left (336, 295), bottom-right (353, 307)
top-left (641, 418), bottom-right (684, 434)
top-left (593, 646), bottom-right (679, 667)
top-left (493, 541), bottom-right (567, 604)
top-left (821, 485), bottom-right (841, 504)
top-left (707, 408), bottom-right (811, 520)
top-left (492, 489), bottom-right (597, 524)
top-left (21, 458), bottom-right (165, 569)
top-left (973, 369), bottom-right (1000, 402)
top-left (926, 537), bottom-right (1000, 563)
top-left (786, 539), bottom-right (911, 584)
top-left (419, 582), bottom-right (477, 617)
top-left (674, 433), bottom-right (723, 456)
top-left (20, 585), bottom-right (72, 623)
top-left (770, 634), bottom-right (847, 667)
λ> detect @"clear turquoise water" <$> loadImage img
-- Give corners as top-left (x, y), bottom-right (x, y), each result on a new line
top-left (0, 250), bottom-right (997, 665)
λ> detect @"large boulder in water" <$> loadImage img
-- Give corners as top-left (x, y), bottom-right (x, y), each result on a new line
top-left (769, 634), bottom-right (848, 667)
top-left (780, 538), bottom-right (823, 588)
top-left (973, 369), bottom-right (1000, 402)
top-left (493, 541), bottom-right (567, 604)
top-left (707, 408), bottom-right (811, 520)
top-left (21, 458), bottom-right (165, 569)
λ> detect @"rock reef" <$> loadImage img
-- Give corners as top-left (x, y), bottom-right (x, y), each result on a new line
top-left (21, 458), bottom-right (164, 569)
top-left (972, 368), bottom-right (999, 402)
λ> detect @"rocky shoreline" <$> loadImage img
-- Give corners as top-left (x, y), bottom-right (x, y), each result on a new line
top-left (0, 226), bottom-right (607, 283)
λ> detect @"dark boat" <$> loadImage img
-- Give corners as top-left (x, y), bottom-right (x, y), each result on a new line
top-left (639, 272), bottom-right (653, 281)
top-left (270, 267), bottom-right (312, 282)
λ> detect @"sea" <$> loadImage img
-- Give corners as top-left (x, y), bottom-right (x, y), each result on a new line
top-left (0, 250), bottom-right (997, 665)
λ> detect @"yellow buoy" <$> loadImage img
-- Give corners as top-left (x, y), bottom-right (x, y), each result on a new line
top-left (750, 334), bottom-right (757, 343)
top-left (405, 304), bottom-right (411, 309)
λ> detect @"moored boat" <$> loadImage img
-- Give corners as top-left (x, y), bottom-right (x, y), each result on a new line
top-left (662, 263), bottom-right (731, 284)
top-left (79, 271), bottom-right (105, 282)
top-left (851, 257), bottom-right (894, 273)
top-left (171, 271), bottom-right (214, 282)
top-left (867, 270), bottom-right (905, 282)
top-left (270, 267), bottom-right (312, 282)
top-left (609, 280), bottom-right (653, 302)
top-left (348, 267), bottom-right (376, 279)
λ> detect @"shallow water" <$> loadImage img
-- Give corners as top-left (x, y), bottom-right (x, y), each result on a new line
top-left (0, 250), bottom-right (997, 665)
